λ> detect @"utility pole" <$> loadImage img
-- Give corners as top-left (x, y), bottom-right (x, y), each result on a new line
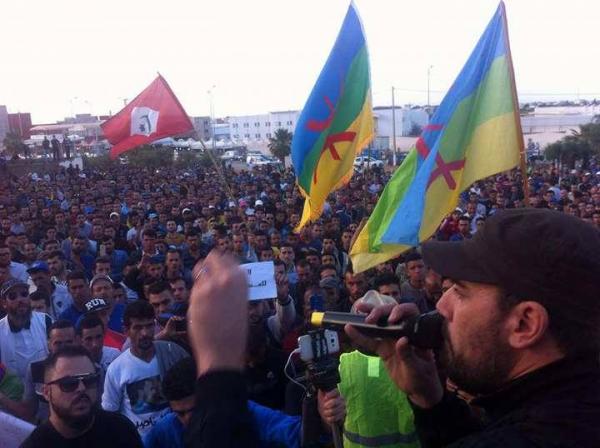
top-left (391, 86), bottom-right (397, 166)
top-left (208, 85), bottom-right (216, 150)
top-left (427, 65), bottom-right (433, 108)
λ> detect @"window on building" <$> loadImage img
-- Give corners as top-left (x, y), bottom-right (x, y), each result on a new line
top-left (204, 120), bottom-right (209, 125)
top-left (232, 123), bottom-right (238, 128)
top-left (255, 133), bottom-right (261, 138)
top-left (243, 123), bottom-right (249, 128)
top-left (276, 121), bottom-right (281, 126)
top-left (266, 133), bottom-right (271, 138)
top-left (265, 122), bottom-right (270, 127)
top-left (255, 122), bottom-right (260, 127)
top-left (244, 133), bottom-right (250, 138)
top-left (233, 134), bottom-right (239, 138)
top-left (286, 121), bottom-right (293, 125)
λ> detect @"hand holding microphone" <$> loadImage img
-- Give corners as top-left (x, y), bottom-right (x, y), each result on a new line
top-left (328, 296), bottom-right (445, 410)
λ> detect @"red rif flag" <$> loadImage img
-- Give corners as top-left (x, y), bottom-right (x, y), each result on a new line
top-left (102, 75), bottom-right (194, 159)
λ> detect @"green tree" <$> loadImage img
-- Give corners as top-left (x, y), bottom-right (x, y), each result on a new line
top-left (125, 145), bottom-right (174, 169)
top-left (545, 135), bottom-right (592, 169)
top-left (408, 123), bottom-right (422, 137)
top-left (574, 122), bottom-right (600, 153)
top-left (2, 132), bottom-right (24, 158)
top-left (268, 128), bottom-right (293, 163)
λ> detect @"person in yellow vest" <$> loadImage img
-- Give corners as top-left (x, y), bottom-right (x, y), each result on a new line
top-left (321, 290), bottom-right (420, 448)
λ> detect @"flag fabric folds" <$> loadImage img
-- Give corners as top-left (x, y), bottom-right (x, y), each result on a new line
top-left (350, 2), bottom-right (522, 273)
top-left (102, 75), bottom-right (194, 159)
top-left (292, 3), bottom-right (374, 230)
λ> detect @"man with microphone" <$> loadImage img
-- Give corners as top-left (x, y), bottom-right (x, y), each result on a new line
top-left (183, 208), bottom-right (600, 447)
top-left (346, 208), bottom-right (600, 447)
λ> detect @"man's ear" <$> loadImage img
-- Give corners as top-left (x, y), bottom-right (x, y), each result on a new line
top-left (42, 383), bottom-right (52, 403)
top-left (506, 301), bottom-right (550, 349)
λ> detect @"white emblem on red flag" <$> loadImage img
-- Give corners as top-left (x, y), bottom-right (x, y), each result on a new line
top-left (130, 107), bottom-right (159, 137)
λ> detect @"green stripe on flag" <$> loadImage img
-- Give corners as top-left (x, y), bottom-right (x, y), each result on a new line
top-left (367, 149), bottom-right (418, 252)
top-left (298, 46), bottom-right (371, 191)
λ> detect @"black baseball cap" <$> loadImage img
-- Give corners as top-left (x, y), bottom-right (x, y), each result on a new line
top-left (422, 208), bottom-right (600, 303)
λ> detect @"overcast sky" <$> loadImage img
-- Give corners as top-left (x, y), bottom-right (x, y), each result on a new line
top-left (0, 0), bottom-right (597, 123)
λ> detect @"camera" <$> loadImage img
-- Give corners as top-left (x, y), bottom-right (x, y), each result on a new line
top-left (296, 329), bottom-right (341, 394)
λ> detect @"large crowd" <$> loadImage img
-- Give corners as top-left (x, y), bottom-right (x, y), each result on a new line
top-left (0, 154), bottom-right (599, 447)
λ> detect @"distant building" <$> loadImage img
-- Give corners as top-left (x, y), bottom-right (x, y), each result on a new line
top-left (228, 110), bottom-right (299, 151)
top-left (372, 106), bottom-right (429, 151)
top-left (0, 106), bottom-right (9, 147)
top-left (8, 112), bottom-right (32, 139)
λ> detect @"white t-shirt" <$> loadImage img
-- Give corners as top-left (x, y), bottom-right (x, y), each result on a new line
top-left (50, 284), bottom-right (74, 320)
top-left (100, 346), bottom-right (121, 373)
top-left (102, 349), bottom-right (169, 436)
top-left (10, 262), bottom-right (29, 283)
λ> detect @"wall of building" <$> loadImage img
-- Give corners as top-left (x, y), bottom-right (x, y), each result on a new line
top-left (0, 106), bottom-right (9, 148)
top-left (8, 112), bottom-right (32, 139)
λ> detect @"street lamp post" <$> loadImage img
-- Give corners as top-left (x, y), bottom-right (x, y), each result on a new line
top-left (427, 65), bottom-right (433, 108)
top-left (207, 85), bottom-right (216, 150)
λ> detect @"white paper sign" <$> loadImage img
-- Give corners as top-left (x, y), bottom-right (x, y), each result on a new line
top-left (0, 411), bottom-right (35, 448)
top-left (242, 261), bottom-right (277, 301)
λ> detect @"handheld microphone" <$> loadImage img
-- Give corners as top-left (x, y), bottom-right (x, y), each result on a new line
top-left (311, 310), bottom-right (444, 350)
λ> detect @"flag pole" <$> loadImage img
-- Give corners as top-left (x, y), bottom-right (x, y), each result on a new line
top-left (500, 1), bottom-right (530, 205)
top-left (193, 132), bottom-right (235, 201)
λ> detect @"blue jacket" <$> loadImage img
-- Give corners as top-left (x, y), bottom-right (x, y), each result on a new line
top-left (143, 401), bottom-right (301, 448)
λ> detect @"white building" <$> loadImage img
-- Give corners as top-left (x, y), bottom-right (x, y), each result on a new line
top-left (372, 106), bottom-right (429, 151)
top-left (228, 110), bottom-right (299, 152)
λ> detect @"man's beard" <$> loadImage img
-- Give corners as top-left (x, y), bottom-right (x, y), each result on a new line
top-left (52, 394), bottom-right (96, 430)
top-left (439, 320), bottom-right (515, 396)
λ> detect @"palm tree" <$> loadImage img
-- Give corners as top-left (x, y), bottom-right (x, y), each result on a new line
top-left (2, 132), bottom-right (24, 159)
top-left (268, 128), bottom-right (293, 163)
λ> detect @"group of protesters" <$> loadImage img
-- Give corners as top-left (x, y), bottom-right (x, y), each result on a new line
top-left (0, 153), bottom-right (599, 447)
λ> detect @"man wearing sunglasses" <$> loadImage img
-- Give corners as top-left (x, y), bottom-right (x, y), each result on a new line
top-left (0, 279), bottom-right (51, 380)
top-left (21, 345), bottom-right (142, 447)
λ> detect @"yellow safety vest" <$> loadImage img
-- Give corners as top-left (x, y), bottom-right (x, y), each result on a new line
top-left (338, 351), bottom-right (420, 448)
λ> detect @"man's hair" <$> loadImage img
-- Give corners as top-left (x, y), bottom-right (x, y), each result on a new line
top-left (169, 275), bottom-right (186, 285)
top-left (42, 239), bottom-right (61, 250)
top-left (143, 229), bottom-right (157, 239)
top-left (163, 357), bottom-right (196, 402)
top-left (43, 345), bottom-right (95, 382)
top-left (94, 256), bottom-right (111, 267)
top-left (76, 314), bottom-right (104, 336)
top-left (66, 270), bottom-right (87, 284)
top-left (404, 252), bottom-right (422, 264)
top-left (147, 280), bottom-right (171, 297)
top-left (49, 319), bottom-right (75, 334)
top-left (30, 289), bottom-right (50, 306)
top-left (373, 273), bottom-right (399, 290)
top-left (123, 300), bottom-right (155, 327)
top-left (273, 259), bottom-right (285, 268)
top-left (320, 264), bottom-right (337, 274)
top-left (295, 259), bottom-right (311, 269)
top-left (46, 250), bottom-right (65, 260)
top-left (185, 229), bottom-right (199, 238)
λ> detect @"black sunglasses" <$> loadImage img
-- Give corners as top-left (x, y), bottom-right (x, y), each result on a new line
top-left (47, 373), bottom-right (100, 393)
top-left (7, 290), bottom-right (29, 301)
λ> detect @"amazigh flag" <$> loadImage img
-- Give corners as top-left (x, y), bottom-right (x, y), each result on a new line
top-left (351, 2), bottom-right (523, 273)
top-left (102, 75), bottom-right (194, 159)
top-left (292, 3), bottom-right (374, 230)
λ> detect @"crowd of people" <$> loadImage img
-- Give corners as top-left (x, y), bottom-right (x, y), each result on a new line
top-left (0, 154), bottom-right (599, 447)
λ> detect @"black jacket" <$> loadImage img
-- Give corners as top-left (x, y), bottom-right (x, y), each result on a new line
top-left (186, 370), bottom-right (259, 448)
top-left (412, 354), bottom-right (600, 447)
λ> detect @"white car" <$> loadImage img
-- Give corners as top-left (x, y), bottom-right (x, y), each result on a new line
top-left (353, 156), bottom-right (384, 170)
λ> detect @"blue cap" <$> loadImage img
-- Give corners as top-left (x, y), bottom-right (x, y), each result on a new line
top-left (27, 260), bottom-right (49, 273)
